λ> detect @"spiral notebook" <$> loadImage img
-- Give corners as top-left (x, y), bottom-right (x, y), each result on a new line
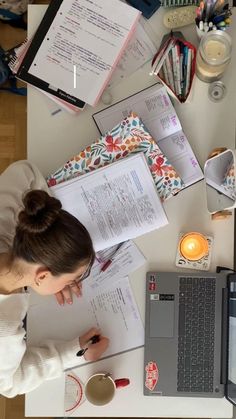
top-left (160, 0), bottom-right (199, 6)
top-left (15, 0), bottom-right (140, 109)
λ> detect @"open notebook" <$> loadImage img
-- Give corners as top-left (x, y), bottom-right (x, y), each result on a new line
top-left (93, 83), bottom-right (203, 188)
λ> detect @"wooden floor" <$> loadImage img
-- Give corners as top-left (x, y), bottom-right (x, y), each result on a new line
top-left (0, 4), bottom-right (52, 419)
top-left (0, 22), bottom-right (27, 174)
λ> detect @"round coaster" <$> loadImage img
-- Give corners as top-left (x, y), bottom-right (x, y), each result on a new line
top-left (208, 81), bottom-right (227, 103)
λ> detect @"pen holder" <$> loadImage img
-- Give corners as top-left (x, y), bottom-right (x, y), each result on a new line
top-left (150, 31), bottom-right (196, 104)
top-left (204, 148), bottom-right (236, 216)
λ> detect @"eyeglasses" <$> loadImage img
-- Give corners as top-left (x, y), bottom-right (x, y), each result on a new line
top-left (68, 255), bottom-right (95, 288)
top-left (77, 261), bottom-right (92, 283)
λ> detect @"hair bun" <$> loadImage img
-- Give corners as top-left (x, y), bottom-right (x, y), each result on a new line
top-left (18, 190), bottom-right (62, 234)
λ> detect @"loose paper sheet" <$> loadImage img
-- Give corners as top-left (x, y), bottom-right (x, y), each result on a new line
top-left (86, 240), bottom-right (146, 295)
top-left (28, 276), bottom-right (144, 365)
top-left (93, 84), bottom-right (204, 187)
top-left (51, 153), bottom-right (168, 251)
top-left (107, 22), bottom-right (156, 88)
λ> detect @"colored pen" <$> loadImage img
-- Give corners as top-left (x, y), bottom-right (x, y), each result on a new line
top-left (100, 242), bottom-right (124, 272)
top-left (76, 334), bottom-right (100, 356)
top-left (213, 13), bottom-right (228, 24)
top-left (100, 258), bottom-right (112, 272)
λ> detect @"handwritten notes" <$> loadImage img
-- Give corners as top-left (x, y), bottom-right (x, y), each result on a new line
top-left (28, 276), bottom-right (144, 366)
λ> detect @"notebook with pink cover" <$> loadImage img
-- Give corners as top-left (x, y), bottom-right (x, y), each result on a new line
top-left (15, 0), bottom-right (141, 109)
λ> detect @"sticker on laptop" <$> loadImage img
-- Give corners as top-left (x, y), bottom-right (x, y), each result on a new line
top-left (145, 361), bottom-right (159, 391)
top-left (149, 282), bottom-right (156, 291)
top-left (150, 293), bottom-right (159, 300)
top-left (149, 274), bottom-right (157, 291)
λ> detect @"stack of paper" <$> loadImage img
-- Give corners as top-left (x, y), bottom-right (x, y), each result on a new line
top-left (28, 240), bottom-right (146, 368)
top-left (50, 153), bottom-right (168, 252)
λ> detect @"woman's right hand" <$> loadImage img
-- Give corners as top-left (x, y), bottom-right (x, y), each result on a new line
top-left (79, 328), bottom-right (109, 362)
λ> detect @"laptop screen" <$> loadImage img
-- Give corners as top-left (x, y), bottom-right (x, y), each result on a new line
top-left (227, 278), bottom-right (236, 405)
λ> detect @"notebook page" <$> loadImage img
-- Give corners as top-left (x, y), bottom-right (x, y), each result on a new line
top-left (28, 0), bottom-right (140, 106)
top-left (157, 131), bottom-right (204, 187)
top-left (28, 276), bottom-right (144, 365)
top-left (93, 84), bottom-right (182, 139)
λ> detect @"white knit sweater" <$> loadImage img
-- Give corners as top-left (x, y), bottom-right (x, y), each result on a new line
top-left (0, 161), bottom-right (82, 398)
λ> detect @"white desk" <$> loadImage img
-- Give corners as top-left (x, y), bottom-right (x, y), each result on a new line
top-left (26, 4), bottom-right (236, 417)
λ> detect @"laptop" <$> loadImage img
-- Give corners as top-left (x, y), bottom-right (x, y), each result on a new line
top-left (144, 271), bottom-right (236, 405)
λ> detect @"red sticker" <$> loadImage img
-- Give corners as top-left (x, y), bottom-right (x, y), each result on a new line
top-left (145, 361), bottom-right (159, 391)
top-left (149, 282), bottom-right (156, 291)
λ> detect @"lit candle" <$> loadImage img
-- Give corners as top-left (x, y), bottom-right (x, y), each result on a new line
top-left (179, 232), bottom-right (209, 261)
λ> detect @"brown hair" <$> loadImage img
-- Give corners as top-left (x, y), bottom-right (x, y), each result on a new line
top-left (12, 190), bottom-right (95, 275)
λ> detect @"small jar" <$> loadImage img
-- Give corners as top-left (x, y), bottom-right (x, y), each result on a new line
top-left (196, 30), bottom-right (232, 83)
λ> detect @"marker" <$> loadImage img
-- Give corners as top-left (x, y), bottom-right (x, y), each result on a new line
top-left (100, 242), bottom-right (124, 273)
top-left (199, 20), bottom-right (204, 30)
top-left (100, 259), bottom-right (112, 272)
top-left (204, 21), bottom-right (209, 32)
top-left (212, 11), bottom-right (231, 24)
top-left (76, 335), bottom-right (100, 356)
top-left (217, 20), bottom-right (226, 26)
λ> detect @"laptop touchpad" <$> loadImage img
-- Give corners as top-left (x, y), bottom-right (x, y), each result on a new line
top-left (150, 300), bottom-right (174, 338)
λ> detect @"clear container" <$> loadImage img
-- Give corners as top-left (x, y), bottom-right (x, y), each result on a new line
top-left (196, 30), bottom-right (232, 83)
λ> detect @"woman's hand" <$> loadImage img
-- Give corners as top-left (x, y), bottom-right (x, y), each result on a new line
top-left (55, 281), bottom-right (82, 305)
top-left (79, 327), bottom-right (109, 361)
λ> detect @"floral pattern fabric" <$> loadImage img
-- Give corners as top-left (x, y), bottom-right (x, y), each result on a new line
top-left (223, 164), bottom-right (236, 200)
top-left (47, 113), bottom-right (184, 201)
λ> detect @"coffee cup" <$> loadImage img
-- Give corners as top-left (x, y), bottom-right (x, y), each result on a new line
top-left (84, 373), bottom-right (130, 406)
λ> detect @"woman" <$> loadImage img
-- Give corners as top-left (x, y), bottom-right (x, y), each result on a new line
top-left (0, 160), bottom-right (109, 397)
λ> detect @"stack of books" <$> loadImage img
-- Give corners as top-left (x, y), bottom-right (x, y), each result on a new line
top-left (10, 0), bottom-right (140, 114)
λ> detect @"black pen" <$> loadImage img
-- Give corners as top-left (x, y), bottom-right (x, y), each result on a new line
top-left (76, 334), bottom-right (100, 356)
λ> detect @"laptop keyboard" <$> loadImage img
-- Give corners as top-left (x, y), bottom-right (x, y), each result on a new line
top-left (177, 276), bottom-right (216, 393)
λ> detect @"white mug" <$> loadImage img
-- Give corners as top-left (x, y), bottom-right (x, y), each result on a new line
top-left (84, 373), bottom-right (130, 406)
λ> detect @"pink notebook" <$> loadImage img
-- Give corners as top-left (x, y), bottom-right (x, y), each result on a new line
top-left (15, 0), bottom-right (141, 109)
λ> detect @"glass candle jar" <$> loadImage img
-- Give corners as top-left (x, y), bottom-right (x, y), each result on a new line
top-left (196, 30), bottom-right (232, 83)
top-left (179, 232), bottom-right (209, 261)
